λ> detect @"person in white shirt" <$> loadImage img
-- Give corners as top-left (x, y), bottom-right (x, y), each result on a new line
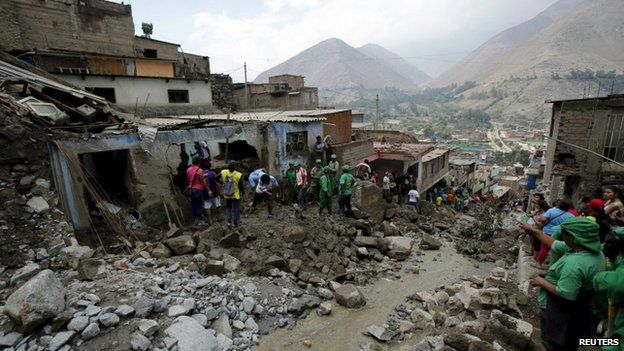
top-left (408, 188), bottom-right (420, 209)
top-left (382, 172), bottom-right (391, 202)
top-left (251, 174), bottom-right (278, 218)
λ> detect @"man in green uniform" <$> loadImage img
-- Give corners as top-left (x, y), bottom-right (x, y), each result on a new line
top-left (593, 227), bottom-right (624, 350)
top-left (338, 165), bottom-right (356, 218)
top-left (328, 154), bottom-right (340, 195)
top-left (284, 161), bottom-right (297, 204)
top-left (520, 217), bottom-right (605, 350)
top-left (310, 159), bottom-right (323, 203)
top-left (319, 166), bottom-right (333, 215)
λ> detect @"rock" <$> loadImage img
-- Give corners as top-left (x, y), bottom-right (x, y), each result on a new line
top-left (284, 225), bottom-right (306, 243)
top-left (265, 255), bottom-right (286, 268)
top-left (36, 248), bottom-right (50, 261)
top-left (192, 313), bottom-right (208, 327)
top-left (288, 259), bottom-right (303, 274)
top-left (317, 288), bottom-right (334, 300)
top-left (77, 258), bottom-right (107, 281)
top-left (380, 221), bottom-right (400, 236)
top-left (434, 290), bottom-right (450, 304)
top-left (486, 310), bottom-right (533, 349)
top-left (26, 196), bottom-right (49, 213)
top-left (357, 247), bottom-right (370, 258)
top-left (131, 332), bottom-right (151, 351)
top-left (367, 324), bottom-right (393, 342)
top-left (10, 262), bottom-right (41, 286)
top-left (329, 281), bottom-right (342, 291)
top-left (219, 232), bottom-right (241, 248)
top-left (165, 316), bottom-right (218, 351)
top-left (168, 305), bottom-right (190, 317)
top-left (444, 316), bottom-right (462, 327)
top-left (242, 297), bottom-right (256, 314)
top-left (4, 270), bottom-right (66, 332)
top-left (245, 317), bottom-right (259, 332)
top-left (319, 302), bottom-right (332, 315)
top-left (490, 267), bottom-right (507, 279)
top-left (222, 254), bottom-right (241, 272)
top-left (443, 331), bottom-right (482, 351)
top-left (133, 296), bottom-right (155, 317)
top-left (410, 308), bottom-right (434, 329)
top-left (427, 335), bottom-right (445, 351)
top-left (99, 312), bottom-right (120, 327)
top-left (67, 316), bottom-right (89, 332)
top-left (352, 182), bottom-right (385, 222)
top-left (419, 234), bottom-right (442, 250)
top-left (151, 243), bottom-right (172, 258)
top-left (205, 307), bottom-right (218, 320)
top-left (153, 296), bottom-right (170, 313)
top-left (115, 304), bottom-right (135, 317)
top-left (201, 260), bottom-right (226, 275)
top-left (353, 236), bottom-right (379, 247)
top-left (288, 295), bottom-right (321, 314)
top-left (448, 286), bottom-right (480, 312)
top-left (211, 314), bottom-right (232, 339)
top-left (0, 332), bottom-right (23, 347)
top-left (59, 246), bottom-right (95, 269)
top-left (81, 323), bottom-right (100, 340)
top-left (84, 304), bottom-right (101, 317)
top-left (48, 331), bottom-right (75, 351)
top-left (215, 333), bottom-right (233, 350)
top-left (379, 236), bottom-right (414, 260)
top-left (138, 319), bottom-right (159, 336)
top-left (165, 235), bottom-right (196, 255)
top-left (334, 284), bottom-right (366, 308)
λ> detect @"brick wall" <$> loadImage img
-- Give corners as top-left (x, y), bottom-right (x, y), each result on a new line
top-left (332, 139), bottom-right (375, 167)
top-left (323, 110), bottom-right (352, 144)
top-left (209, 74), bottom-right (233, 110)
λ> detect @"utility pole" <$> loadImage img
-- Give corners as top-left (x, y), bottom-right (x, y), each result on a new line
top-left (375, 94), bottom-right (380, 130)
top-left (244, 62), bottom-right (248, 109)
top-left (225, 108), bottom-right (230, 162)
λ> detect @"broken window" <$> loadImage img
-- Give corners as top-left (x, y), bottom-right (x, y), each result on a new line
top-left (603, 113), bottom-right (624, 162)
top-left (168, 90), bottom-right (189, 103)
top-left (286, 131), bottom-right (308, 153)
top-left (86, 87), bottom-right (116, 103)
top-left (143, 49), bottom-right (158, 58)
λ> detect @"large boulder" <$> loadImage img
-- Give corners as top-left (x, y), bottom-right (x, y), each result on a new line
top-left (380, 221), bottom-right (400, 237)
top-left (352, 182), bottom-right (385, 222)
top-left (334, 284), bottom-right (366, 308)
top-left (284, 225), bottom-right (306, 243)
top-left (77, 258), bottom-right (107, 281)
top-left (379, 236), bottom-right (414, 260)
top-left (165, 235), bottom-right (196, 255)
top-left (419, 234), bottom-right (442, 250)
top-left (165, 316), bottom-right (218, 351)
top-left (59, 245), bottom-right (95, 269)
top-left (151, 243), bottom-right (172, 259)
top-left (4, 270), bottom-right (66, 332)
top-left (353, 236), bottom-right (378, 248)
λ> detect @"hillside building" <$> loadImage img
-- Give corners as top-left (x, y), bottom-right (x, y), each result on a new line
top-left (233, 74), bottom-right (318, 111)
top-left (543, 94), bottom-right (624, 203)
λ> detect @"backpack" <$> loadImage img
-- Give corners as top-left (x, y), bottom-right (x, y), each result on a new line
top-left (223, 173), bottom-right (236, 196)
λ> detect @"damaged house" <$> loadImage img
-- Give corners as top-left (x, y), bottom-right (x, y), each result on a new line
top-left (543, 94), bottom-right (624, 202)
top-left (233, 74), bottom-right (318, 111)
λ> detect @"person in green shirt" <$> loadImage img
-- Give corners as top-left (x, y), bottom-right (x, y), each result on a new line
top-left (338, 165), bottom-right (356, 218)
top-left (519, 217), bottom-right (605, 351)
top-left (284, 161), bottom-right (297, 204)
top-left (328, 154), bottom-right (340, 195)
top-left (318, 166), bottom-right (333, 215)
top-left (309, 159), bottom-right (323, 203)
top-left (593, 227), bottom-right (624, 350)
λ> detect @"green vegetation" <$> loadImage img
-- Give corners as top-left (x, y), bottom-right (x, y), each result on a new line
top-left (491, 147), bottom-right (531, 166)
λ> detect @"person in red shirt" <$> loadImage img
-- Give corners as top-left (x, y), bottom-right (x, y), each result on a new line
top-left (186, 157), bottom-right (210, 225)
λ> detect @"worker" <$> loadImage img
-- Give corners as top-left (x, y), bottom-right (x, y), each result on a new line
top-left (319, 166), bottom-right (333, 215)
top-left (338, 165), bottom-right (356, 218)
top-left (328, 154), bottom-right (340, 195)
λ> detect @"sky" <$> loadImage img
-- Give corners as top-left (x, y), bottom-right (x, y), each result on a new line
top-left (114, 0), bottom-right (559, 82)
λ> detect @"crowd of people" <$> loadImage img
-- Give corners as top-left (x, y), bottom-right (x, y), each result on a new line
top-left (518, 186), bottom-right (624, 350)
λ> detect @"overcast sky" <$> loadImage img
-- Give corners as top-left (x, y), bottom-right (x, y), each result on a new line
top-left (118, 0), bottom-right (558, 81)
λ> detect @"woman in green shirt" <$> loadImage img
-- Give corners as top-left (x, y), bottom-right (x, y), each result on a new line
top-left (520, 217), bottom-right (605, 350)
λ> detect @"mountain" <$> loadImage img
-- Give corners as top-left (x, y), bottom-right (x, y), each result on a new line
top-left (432, 0), bottom-right (585, 87)
top-left (430, 0), bottom-right (624, 124)
top-left (356, 43), bottom-right (430, 85)
top-left (253, 38), bottom-right (420, 90)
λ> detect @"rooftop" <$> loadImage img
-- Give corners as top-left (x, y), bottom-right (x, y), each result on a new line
top-left (143, 109), bottom-right (350, 126)
top-left (546, 93), bottom-right (624, 104)
top-left (450, 158), bottom-right (477, 166)
top-left (422, 148), bottom-right (450, 162)
top-left (374, 143), bottom-right (434, 159)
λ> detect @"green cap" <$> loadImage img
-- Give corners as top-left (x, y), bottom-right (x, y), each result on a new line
top-left (560, 217), bottom-right (601, 253)
top-left (288, 161), bottom-right (295, 166)
top-left (315, 159), bottom-right (322, 164)
top-left (331, 154), bottom-right (337, 159)
top-left (615, 227), bottom-right (624, 238)
top-left (341, 165), bottom-right (350, 171)
top-left (294, 161), bottom-right (301, 167)
top-left (323, 166), bottom-right (331, 172)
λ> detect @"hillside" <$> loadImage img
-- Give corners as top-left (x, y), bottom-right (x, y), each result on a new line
top-left (432, 0), bottom-right (584, 87)
top-left (431, 0), bottom-right (624, 124)
top-left (356, 43), bottom-right (430, 85)
top-left (253, 38), bottom-right (420, 91)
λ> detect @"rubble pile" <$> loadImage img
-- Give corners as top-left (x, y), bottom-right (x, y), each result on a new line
top-left (363, 267), bottom-right (539, 351)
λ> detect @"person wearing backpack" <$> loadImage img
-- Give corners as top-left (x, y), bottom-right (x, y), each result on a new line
top-left (186, 157), bottom-right (210, 226)
top-left (201, 159), bottom-right (221, 225)
top-left (220, 161), bottom-right (244, 227)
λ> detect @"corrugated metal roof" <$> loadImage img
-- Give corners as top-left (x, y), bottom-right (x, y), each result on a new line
top-left (144, 109), bottom-right (350, 125)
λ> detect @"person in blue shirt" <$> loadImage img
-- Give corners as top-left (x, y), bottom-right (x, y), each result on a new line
top-left (248, 168), bottom-right (267, 190)
top-left (535, 199), bottom-right (576, 263)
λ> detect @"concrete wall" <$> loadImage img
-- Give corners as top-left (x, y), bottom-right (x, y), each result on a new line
top-left (60, 74), bottom-right (214, 115)
top-left (332, 139), bottom-right (375, 167)
top-left (418, 151), bottom-right (450, 193)
top-left (269, 75), bottom-right (304, 90)
top-left (1, 0), bottom-right (135, 56)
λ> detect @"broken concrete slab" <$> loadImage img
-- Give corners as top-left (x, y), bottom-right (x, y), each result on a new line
top-left (379, 236), bottom-right (414, 260)
top-left (165, 235), bottom-right (196, 255)
top-left (334, 284), bottom-right (366, 308)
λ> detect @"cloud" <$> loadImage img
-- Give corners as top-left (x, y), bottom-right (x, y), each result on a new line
top-left (187, 0), bottom-right (555, 80)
